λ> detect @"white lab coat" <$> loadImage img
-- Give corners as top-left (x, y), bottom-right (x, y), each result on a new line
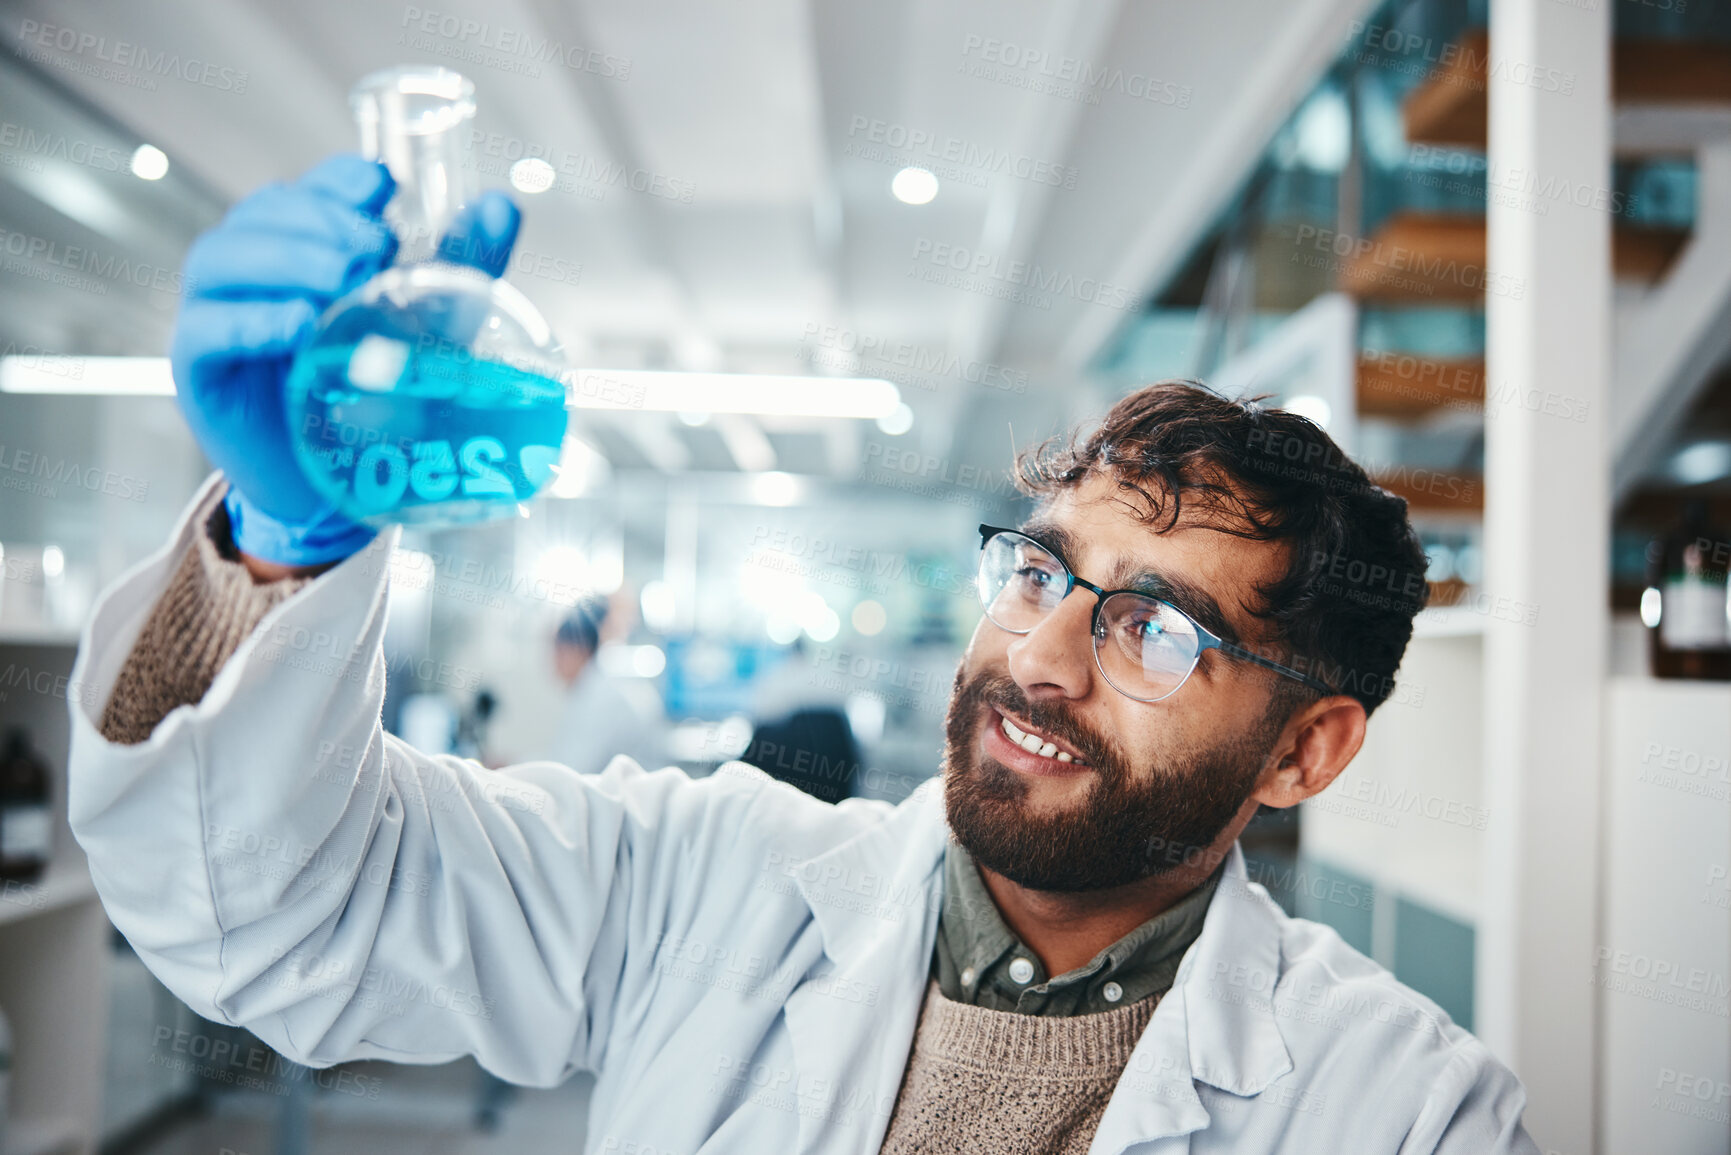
top-left (67, 478), bottom-right (1539, 1155)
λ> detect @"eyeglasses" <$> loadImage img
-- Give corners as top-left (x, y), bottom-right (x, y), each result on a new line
top-left (975, 524), bottom-right (1336, 703)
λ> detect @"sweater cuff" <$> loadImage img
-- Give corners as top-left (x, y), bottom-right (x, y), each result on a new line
top-left (97, 495), bottom-right (316, 746)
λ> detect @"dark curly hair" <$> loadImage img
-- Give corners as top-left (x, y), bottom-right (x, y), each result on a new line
top-left (1016, 380), bottom-right (1428, 716)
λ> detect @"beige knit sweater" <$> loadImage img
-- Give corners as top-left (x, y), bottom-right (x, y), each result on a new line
top-left (879, 979), bottom-right (1158, 1154)
top-left (99, 499), bottom-right (315, 745)
top-left (102, 504), bottom-right (1161, 1152)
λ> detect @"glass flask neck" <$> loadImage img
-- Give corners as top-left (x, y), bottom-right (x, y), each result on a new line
top-left (351, 65), bottom-right (477, 264)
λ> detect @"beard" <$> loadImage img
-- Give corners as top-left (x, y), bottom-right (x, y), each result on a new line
top-left (941, 667), bottom-right (1281, 892)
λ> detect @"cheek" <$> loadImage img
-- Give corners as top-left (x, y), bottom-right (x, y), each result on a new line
top-left (1114, 699), bottom-right (1208, 766)
top-left (961, 617), bottom-right (1005, 669)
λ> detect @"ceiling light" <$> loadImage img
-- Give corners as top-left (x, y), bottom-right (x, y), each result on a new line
top-left (751, 471), bottom-right (801, 506)
top-left (1293, 89), bottom-right (1350, 174)
top-left (3, 358), bottom-right (902, 422)
top-left (130, 144), bottom-right (169, 180)
top-left (1284, 394), bottom-right (1332, 429)
top-left (509, 157), bottom-right (555, 194)
top-left (1669, 440), bottom-right (1731, 486)
top-left (876, 402), bottom-right (915, 436)
top-left (0, 356), bottom-right (173, 395)
top-left (891, 167), bottom-right (938, 205)
top-left (640, 580), bottom-right (677, 633)
top-left (598, 643), bottom-right (667, 678)
top-left (566, 369), bottom-right (900, 419)
top-left (803, 604), bottom-right (840, 643)
top-left (851, 599), bottom-right (887, 636)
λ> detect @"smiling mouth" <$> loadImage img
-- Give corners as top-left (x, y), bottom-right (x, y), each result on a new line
top-left (994, 710), bottom-right (1087, 766)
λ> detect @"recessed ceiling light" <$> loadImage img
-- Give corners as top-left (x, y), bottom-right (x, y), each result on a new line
top-left (131, 144), bottom-right (168, 180)
top-left (891, 167), bottom-right (938, 205)
top-left (1284, 394), bottom-right (1332, 429)
top-left (752, 471), bottom-right (800, 506)
top-left (876, 402), bottom-right (915, 436)
top-left (510, 157), bottom-right (555, 194)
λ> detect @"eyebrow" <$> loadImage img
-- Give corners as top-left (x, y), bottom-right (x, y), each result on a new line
top-left (1017, 518), bottom-right (1243, 645)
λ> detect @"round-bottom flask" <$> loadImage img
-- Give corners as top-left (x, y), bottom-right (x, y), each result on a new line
top-left (283, 65), bottom-right (570, 527)
top-left (286, 264), bottom-right (568, 526)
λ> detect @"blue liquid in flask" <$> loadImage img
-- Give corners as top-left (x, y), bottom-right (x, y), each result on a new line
top-left (287, 333), bottom-right (569, 526)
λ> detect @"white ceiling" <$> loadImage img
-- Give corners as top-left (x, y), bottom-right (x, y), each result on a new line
top-left (1, 0), bottom-right (1373, 472)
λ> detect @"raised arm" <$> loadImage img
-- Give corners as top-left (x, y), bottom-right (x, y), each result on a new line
top-left (70, 477), bottom-right (781, 1084)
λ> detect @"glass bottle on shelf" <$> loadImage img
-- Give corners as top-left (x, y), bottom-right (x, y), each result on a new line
top-left (1645, 499), bottom-right (1731, 680)
top-left (284, 65), bottom-right (570, 527)
top-left (0, 729), bottom-right (51, 883)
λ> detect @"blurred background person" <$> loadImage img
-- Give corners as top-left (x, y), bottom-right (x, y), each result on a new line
top-left (547, 596), bottom-right (669, 775)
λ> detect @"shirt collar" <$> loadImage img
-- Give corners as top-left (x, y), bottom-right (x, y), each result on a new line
top-left (782, 778), bottom-right (1295, 1147)
top-left (938, 838), bottom-right (1221, 1012)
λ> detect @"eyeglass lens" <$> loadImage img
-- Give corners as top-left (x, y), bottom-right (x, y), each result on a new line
top-left (977, 532), bottom-right (1203, 700)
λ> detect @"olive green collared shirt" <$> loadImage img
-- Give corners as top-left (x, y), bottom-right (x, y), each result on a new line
top-left (932, 841), bottom-right (1222, 1016)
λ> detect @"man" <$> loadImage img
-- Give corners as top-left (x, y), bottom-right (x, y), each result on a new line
top-left (547, 597), bottom-right (668, 777)
top-left (68, 157), bottom-right (1537, 1154)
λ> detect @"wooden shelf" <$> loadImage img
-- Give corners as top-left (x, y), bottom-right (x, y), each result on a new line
top-left (1616, 39), bottom-right (1731, 105)
top-left (1402, 30), bottom-right (1491, 149)
top-left (1371, 468), bottom-right (1484, 513)
top-left (1338, 212), bottom-right (1687, 301)
top-left (1358, 354), bottom-right (1485, 416)
top-left (1405, 31), bottom-right (1731, 149)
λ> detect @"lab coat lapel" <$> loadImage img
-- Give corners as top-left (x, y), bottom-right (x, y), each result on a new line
top-left (1089, 844), bottom-right (1294, 1155)
top-left (783, 778), bottom-right (949, 1155)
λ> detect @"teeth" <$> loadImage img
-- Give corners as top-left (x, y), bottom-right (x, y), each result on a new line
top-left (999, 714), bottom-right (1076, 764)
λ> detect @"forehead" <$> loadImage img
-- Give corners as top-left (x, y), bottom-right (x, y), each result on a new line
top-left (1032, 473), bottom-right (1290, 636)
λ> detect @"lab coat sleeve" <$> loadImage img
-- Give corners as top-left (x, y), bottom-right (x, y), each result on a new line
top-left (1404, 1042), bottom-right (1543, 1155)
top-left (67, 478), bottom-right (775, 1087)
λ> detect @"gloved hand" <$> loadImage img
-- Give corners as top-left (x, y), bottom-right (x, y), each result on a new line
top-left (171, 154), bottom-right (523, 566)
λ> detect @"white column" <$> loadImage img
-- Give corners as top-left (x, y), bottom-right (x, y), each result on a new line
top-left (1481, 2), bottom-right (1609, 1152)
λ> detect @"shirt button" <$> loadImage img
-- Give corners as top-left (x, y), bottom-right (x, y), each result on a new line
top-left (960, 967), bottom-right (976, 987)
top-left (1008, 958), bottom-right (1035, 984)
top-left (1103, 981), bottom-right (1124, 1003)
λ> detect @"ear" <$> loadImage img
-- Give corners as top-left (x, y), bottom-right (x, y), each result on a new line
top-left (1251, 695), bottom-right (1367, 808)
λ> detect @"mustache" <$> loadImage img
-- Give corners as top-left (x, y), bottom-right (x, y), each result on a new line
top-left (970, 673), bottom-right (1120, 772)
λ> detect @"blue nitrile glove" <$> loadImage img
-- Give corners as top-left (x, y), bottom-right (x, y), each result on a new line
top-left (171, 154), bottom-right (523, 566)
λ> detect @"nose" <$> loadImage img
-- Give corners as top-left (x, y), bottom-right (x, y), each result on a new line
top-left (1004, 588), bottom-right (1098, 702)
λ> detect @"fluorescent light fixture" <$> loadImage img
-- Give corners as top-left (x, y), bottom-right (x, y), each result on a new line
top-left (567, 369), bottom-right (900, 418)
top-left (3, 357), bottom-right (904, 422)
top-left (131, 144), bottom-right (169, 180)
top-left (751, 471), bottom-right (801, 506)
top-left (0, 356), bottom-right (174, 395)
top-left (892, 167), bottom-right (938, 205)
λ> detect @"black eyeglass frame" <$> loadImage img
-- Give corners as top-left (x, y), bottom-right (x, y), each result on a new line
top-left (975, 524), bottom-right (1338, 701)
